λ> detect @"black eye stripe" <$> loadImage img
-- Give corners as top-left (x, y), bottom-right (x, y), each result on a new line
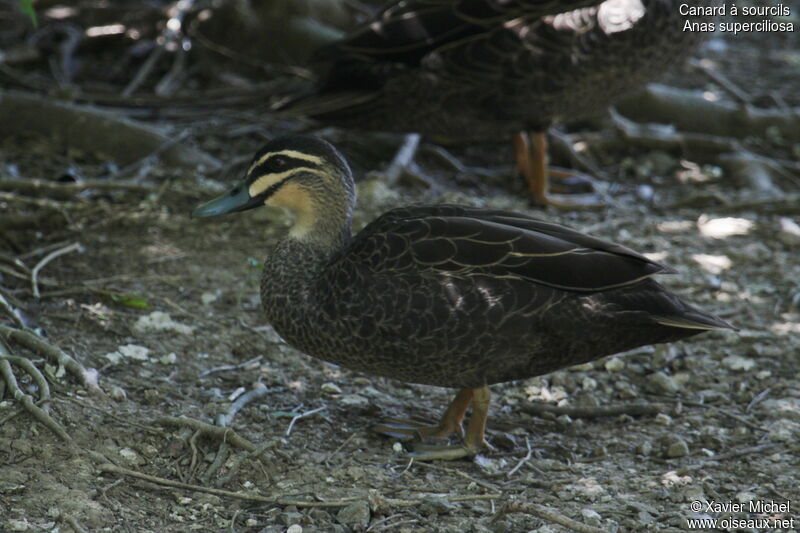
top-left (255, 155), bottom-right (322, 173)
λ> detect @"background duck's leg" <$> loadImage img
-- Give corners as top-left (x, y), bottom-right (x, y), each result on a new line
top-left (513, 132), bottom-right (531, 179)
top-left (372, 388), bottom-right (474, 441)
top-left (519, 131), bottom-right (603, 209)
top-left (408, 385), bottom-right (491, 461)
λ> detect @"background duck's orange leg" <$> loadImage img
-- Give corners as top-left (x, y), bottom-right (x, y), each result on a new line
top-left (516, 131), bottom-right (603, 209)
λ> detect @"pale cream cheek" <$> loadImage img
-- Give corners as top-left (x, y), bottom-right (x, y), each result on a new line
top-left (265, 183), bottom-right (316, 237)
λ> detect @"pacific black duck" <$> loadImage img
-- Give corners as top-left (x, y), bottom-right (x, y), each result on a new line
top-left (194, 135), bottom-right (734, 459)
top-left (282, 0), bottom-right (719, 207)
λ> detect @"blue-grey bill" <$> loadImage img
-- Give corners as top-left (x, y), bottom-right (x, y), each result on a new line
top-left (192, 185), bottom-right (259, 218)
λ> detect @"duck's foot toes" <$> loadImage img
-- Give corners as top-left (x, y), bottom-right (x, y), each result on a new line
top-left (534, 192), bottom-right (606, 210)
top-left (407, 441), bottom-right (485, 461)
top-left (372, 419), bottom-right (429, 440)
top-left (548, 167), bottom-right (597, 195)
top-left (372, 418), bottom-right (461, 441)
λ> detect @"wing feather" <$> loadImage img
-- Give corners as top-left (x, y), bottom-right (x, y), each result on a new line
top-left (339, 205), bottom-right (669, 291)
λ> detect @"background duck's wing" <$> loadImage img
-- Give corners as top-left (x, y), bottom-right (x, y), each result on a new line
top-left (321, 0), bottom-right (607, 63)
top-left (341, 205), bottom-right (669, 292)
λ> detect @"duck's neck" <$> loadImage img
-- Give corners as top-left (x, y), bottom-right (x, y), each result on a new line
top-left (260, 228), bottom-right (350, 327)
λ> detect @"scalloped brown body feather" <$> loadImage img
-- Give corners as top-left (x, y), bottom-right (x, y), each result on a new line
top-left (260, 203), bottom-right (733, 389)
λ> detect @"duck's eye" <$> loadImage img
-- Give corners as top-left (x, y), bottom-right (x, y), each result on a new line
top-left (270, 156), bottom-right (289, 170)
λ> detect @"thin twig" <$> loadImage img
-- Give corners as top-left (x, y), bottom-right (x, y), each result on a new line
top-left (0, 178), bottom-right (156, 196)
top-left (493, 501), bottom-right (605, 533)
top-left (323, 433), bottom-right (356, 465)
top-left (157, 416), bottom-right (259, 452)
top-left (676, 443), bottom-right (782, 474)
top-left (99, 462), bottom-right (501, 507)
top-left (381, 134), bottom-right (421, 185)
top-left (506, 437), bottom-right (533, 478)
top-left (689, 58), bottom-right (752, 106)
top-left (216, 439), bottom-right (280, 487)
top-left (200, 356), bottom-right (263, 377)
top-left (286, 406), bottom-right (326, 436)
top-left (713, 408), bottom-right (769, 432)
top-left (31, 242), bottom-right (83, 299)
top-left (414, 461), bottom-right (500, 493)
top-left (199, 441), bottom-right (230, 486)
top-left (62, 515), bottom-right (90, 533)
top-left (215, 383), bottom-right (269, 427)
top-left (0, 191), bottom-right (83, 211)
top-left (520, 402), bottom-right (666, 419)
top-left (746, 388), bottom-right (772, 412)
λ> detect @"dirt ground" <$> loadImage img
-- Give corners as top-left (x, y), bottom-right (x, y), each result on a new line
top-left (1, 3), bottom-right (799, 533)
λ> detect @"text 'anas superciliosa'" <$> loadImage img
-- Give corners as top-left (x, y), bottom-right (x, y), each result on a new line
top-left (194, 135), bottom-right (734, 460)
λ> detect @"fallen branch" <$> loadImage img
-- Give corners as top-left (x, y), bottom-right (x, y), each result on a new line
top-left (0, 343), bottom-right (71, 443)
top-left (99, 462), bottom-right (501, 508)
top-left (617, 83), bottom-right (800, 142)
top-left (493, 501), bottom-right (606, 533)
top-left (0, 324), bottom-right (102, 395)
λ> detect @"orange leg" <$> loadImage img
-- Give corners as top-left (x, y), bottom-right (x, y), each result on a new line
top-left (515, 131), bottom-right (603, 209)
top-left (373, 388), bottom-right (474, 441)
top-left (374, 386), bottom-right (492, 461)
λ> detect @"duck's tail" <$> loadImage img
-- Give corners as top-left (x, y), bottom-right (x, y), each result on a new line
top-left (652, 310), bottom-right (736, 332)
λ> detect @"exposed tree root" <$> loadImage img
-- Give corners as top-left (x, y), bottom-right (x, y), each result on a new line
top-left (0, 89), bottom-right (220, 170)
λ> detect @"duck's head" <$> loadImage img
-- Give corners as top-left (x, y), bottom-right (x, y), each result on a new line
top-left (193, 135), bottom-right (356, 247)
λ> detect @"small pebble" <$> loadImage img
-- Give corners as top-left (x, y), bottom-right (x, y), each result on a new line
top-left (200, 291), bottom-right (220, 305)
top-left (665, 437), bottom-right (689, 458)
top-left (655, 413), bottom-right (673, 425)
top-left (321, 382), bottom-right (342, 394)
top-left (778, 217), bottom-right (800, 246)
top-left (109, 385), bottom-right (127, 402)
top-left (637, 441), bottom-right (652, 456)
top-left (737, 491), bottom-right (757, 504)
top-left (581, 508), bottom-right (602, 524)
top-left (336, 501), bottom-right (370, 528)
top-left (722, 355), bottom-right (756, 371)
top-left (604, 358), bottom-right (625, 372)
top-left (159, 352), bottom-right (177, 365)
top-left (648, 371), bottom-right (679, 394)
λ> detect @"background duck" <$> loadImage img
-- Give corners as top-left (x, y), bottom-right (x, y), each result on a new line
top-left (193, 135), bottom-right (734, 460)
top-left (280, 0), bottom-right (720, 207)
